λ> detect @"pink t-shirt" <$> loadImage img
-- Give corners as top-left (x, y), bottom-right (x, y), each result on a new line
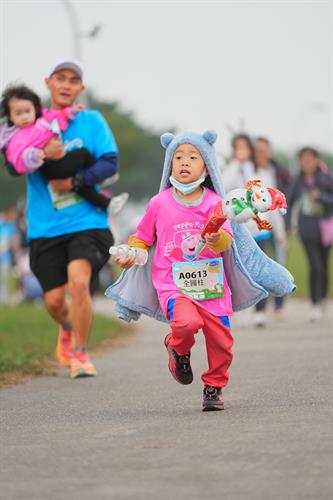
top-left (135, 187), bottom-right (233, 317)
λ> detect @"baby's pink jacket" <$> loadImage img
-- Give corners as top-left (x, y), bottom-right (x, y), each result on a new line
top-left (2, 107), bottom-right (73, 174)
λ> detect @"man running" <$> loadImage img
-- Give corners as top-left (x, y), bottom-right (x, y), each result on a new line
top-left (26, 59), bottom-right (118, 378)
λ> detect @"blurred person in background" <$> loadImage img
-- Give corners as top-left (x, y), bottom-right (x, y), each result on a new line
top-left (0, 206), bottom-right (19, 304)
top-left (254, 138), bottom-right (291, 193)
top-left (251, 137), bottom-right (291, 326)
top-left (221, 134), bottom-right (255, 192)
top-left (11, 204), bottom-right (43, 302)
top-left (287, 147), bottom-right (333, 321)
top-left (220, 134), bottom-right (255, 327)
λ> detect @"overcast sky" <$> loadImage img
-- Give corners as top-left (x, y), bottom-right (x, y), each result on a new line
top-left (1, 0), bottom-right (332, 155)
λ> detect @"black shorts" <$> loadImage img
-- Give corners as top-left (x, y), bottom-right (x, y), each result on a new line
top-left (30, 229), bottom-right (114, 292)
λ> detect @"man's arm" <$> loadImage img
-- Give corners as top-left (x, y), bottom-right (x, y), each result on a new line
top-left (51, 111), bottom-right (119, 193)
top-left (60, 152), bottom-right (118, 194)
top-left (77, 152), bottom-right (118, 187)
top-left (78, 111), bottom-right (119, 186)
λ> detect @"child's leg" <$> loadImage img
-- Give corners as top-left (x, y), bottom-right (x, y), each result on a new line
top-left (41, 149), bottom-right (110, 210)
top-left (76, 186), bottom-right (110, 210)
top-left (168, 296), bottom-right (204, 354)
top-left (199, 309), bottom-right (234, 388)
top-left (40, 148), bottom-right (95, 180)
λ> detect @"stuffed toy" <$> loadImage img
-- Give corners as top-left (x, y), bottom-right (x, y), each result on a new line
top-left (222, 179), bottom-right (287, 230)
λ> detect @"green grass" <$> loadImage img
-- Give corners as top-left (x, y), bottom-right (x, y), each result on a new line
top-left (0, 302), bottom-right (126, 379)
top-left (286, 237), bottom-right (333, 298)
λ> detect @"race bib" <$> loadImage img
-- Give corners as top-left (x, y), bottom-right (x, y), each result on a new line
top-left (48, 185), bottom-right (84, 210)
top-left (172, 258), bottom-right (224, 301)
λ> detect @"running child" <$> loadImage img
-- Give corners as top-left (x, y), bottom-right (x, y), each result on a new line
top-left (106, 130), bottom-right (295, 411)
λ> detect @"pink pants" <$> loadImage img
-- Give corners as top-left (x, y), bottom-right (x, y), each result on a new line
top-left (167, 296), bottom-right (234, 388)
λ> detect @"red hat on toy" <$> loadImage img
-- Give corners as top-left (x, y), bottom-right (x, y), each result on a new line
top-left (267, 187), bottom-right (287, 214)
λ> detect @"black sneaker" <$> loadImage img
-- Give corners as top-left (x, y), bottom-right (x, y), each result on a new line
top-left (202, 385), bottom-right (224, 411)
top-left (164, 334), bottom-right (193, 385)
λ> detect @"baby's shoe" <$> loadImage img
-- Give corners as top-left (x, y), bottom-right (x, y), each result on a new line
top-left (108, 192), bottom-right (129, 216)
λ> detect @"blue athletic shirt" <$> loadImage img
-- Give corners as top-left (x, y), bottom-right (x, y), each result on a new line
top-left (27, 110), bottom-right (118, 239)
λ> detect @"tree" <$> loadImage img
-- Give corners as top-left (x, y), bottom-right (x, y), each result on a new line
top-left (0, 159), bottom-right (26, 211)
top-left (90, 96), bottom-right (167, 198)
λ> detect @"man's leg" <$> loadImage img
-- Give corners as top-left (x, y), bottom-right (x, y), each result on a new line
top-left (30, 235), bottom-right (74, 367)
top-left (67, 258), bottom-right (92, 348)
top-left (66, 229), bottom-right (114, 377)
top-left (44, 285), bottom-right (74, 368)
top-left (44, 285), bottom-right (70, 326)
top-left (67, 258), bottom-right (97, 378)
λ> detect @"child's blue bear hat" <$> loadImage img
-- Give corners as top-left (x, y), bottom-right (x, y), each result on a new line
top-left (159, 130), bottom-right (222, 194)
top-left (160, 129), bottom-right (217, 150)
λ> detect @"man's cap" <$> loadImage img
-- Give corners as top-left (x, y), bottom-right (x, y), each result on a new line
top-left (48, 59), bottom-right (83, 80)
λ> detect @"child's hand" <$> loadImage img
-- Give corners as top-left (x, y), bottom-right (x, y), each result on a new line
top-left (114, 256), bottom-right (136, 269)
top-left (44, 137), bottom-right (65, 160)
top-left (35, 149), bottom-right (46, 163)
top-left (72, 104), bottom-right (85, 114)
top-left (205, 232), bottom-right (221, 245)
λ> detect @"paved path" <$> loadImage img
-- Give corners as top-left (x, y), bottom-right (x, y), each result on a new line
top-left (1, 299), bottom-right (332, 500)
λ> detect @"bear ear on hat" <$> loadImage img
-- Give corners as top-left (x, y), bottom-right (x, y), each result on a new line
top-left (160, 133), bottom-right (175, 149)
top-left (202, 130), bottom-right (218, 145)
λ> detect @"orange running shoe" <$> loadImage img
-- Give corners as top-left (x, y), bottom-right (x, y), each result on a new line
top-left (70, 351), bottom-right (97, 379)
top-left (55, 326), bottom-right (74, 367)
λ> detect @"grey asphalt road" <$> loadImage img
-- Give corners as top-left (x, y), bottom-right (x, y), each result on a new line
top-left (0, 298), bottom-right (332, 500)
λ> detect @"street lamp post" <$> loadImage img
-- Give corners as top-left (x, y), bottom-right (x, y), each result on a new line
top-left (61, 0), bottom-right (82, 61)
top-left (61, 0), bottom-right (102, 62)
top-left (61, 0), bottom-right (102, 105)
